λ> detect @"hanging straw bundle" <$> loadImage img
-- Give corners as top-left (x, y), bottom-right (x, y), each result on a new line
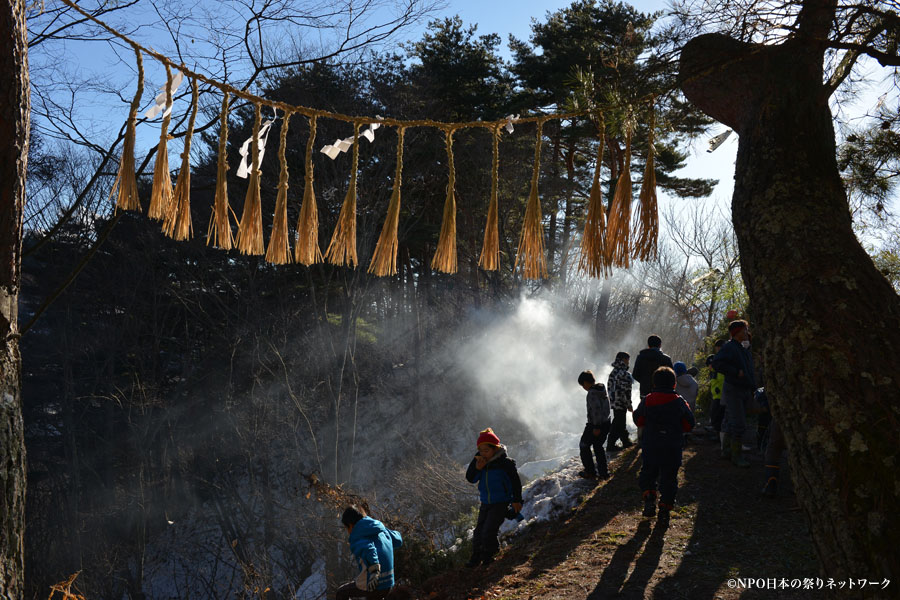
top-left (207, 91), bottom-right (234, 249)
top-left (515, 120), bottom-right (548, 280)
top-left (148, 63), bottom-right (175, 221)
top-left (478, 124), bottom-right (502, 271)
top-left (235, 104), bottom-right (265, 255)
top-left (265, 110), bottom-right (294, 264)
top-left (578, 117), bottom-right (610, 278)
top-left (295, 115), bottom-right (323, 265)
top-left (163, 76), bottom-right (199, 240)
top-left (325, 123), bottom-right (361, 267)
top-left (368, 126), bottom-right (406, 277)
top-left (431, 127), bottom-right (458, 273)
top-left (604, 127), bottom-right (633, 270)
top-left (633, 108), bottom-right (659, 262)
top-left (111, 47), bottom-right (144, 212)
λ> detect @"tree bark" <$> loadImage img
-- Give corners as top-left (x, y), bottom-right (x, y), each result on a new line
top-left (0, 0), bottom-right (29, 597)
top-left (681, 20), bottom-right (900, 590)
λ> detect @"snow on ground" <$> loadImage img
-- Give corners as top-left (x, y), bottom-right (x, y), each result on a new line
top-left (499, 456), bottom-right (600, 537)
top-left (294, 559), bottom-right (326, 600)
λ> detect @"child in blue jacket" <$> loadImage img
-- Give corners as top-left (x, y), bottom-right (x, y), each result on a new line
top-left (336, 506), bottom-right (403, 599)
top-left (633, 367), bottom-right (695, 525)
top-left (465, 428), bottom-right (523, 567)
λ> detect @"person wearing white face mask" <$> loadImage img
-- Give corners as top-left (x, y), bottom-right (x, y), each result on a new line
top-left (711, 320), bottom-right (757, 467)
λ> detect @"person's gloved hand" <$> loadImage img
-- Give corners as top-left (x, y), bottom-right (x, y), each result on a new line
top-left (366, 563), bottom-right (381, 591)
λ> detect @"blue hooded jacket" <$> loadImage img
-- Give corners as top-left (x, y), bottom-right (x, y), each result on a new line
top-left (465, 447), bottom-right (523, 505)
top-left (348, 516), bottom-right (403, 590)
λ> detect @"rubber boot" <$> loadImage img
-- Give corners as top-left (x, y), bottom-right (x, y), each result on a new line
top-left (642, 490), bottom-right (657, 517)
top-left (762, 465), bottom-right (779, 497)
top-left (657, 502), bottom-right (672, 525)
top-left (730, 439), bottom-right (750, 467)
top-left (720, 433), bottom-right (732, 460)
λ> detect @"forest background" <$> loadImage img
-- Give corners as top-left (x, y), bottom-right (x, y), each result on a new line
top-left (14, 0), bottom-right (900, 597)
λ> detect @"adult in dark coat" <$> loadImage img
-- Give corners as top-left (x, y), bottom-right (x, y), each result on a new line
top-left (711, 320), bottom-right (756, 467)
top-left (632, 335), bottom-right (674, 398)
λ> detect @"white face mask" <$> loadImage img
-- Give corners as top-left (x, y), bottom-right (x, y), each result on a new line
top-left (741, 340), bottom-right (751, 349)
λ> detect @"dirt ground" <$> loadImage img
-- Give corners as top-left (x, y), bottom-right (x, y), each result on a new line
top-left (421, 432), bottom-right (823, 599)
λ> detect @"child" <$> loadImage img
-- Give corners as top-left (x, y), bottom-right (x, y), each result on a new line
top-left (673, 361), bottom-right (699, 413)
top-left (577, 370), bottom-right (611, 479)
top-left (606, 352), bottom-right (635, 451)
top-left (464, 428), bottom-right (523, 567)
top-left (633, 366), bottom-right (695, 525)
top-left (336, 505), bottom-right (403, 600)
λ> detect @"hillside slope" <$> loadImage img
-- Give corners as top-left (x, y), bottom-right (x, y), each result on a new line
top-left (423, 438), bottom-right (823, 599)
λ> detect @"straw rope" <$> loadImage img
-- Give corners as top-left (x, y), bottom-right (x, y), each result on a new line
top-left (147, 63), bottom-right (174, 221)
top-left (478, 124), bottom-right (502, 271)
top-left (325, 123), bottom-right (361, 267)
top-left (579, 117), bottom-right (610, 278)
top-left (164, 76), bottom-right (199, 240)
top-left (604, 128), bottom-right (633, 270)
top-left (368, 127), bottom-right (406, 277)
top-left (111, 46), bottom-right (143, 212)
top-left (235, 104), bottom-right (265, 254)
top-left (266, 109), bottom-right (294, 264)
top-left (431, 127), bottom-right (458, 273)
top-left (515, 120), bottom-right (548, 280)
top-left (633, 107), bottom-right (659, 262)
top-left (207, 91), bottom-right (234, 249)
top-left (295, 115), bottom-right (323, 265)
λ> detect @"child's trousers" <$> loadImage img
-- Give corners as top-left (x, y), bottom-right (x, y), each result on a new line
top-left (471, 503), bottom-right (508, 561)
top-left (579, 422), bottom-right (610, 476)
top-left (607, 409), bottom-right (631, 449)
top-left (638, 447), bottom-right (682, 505)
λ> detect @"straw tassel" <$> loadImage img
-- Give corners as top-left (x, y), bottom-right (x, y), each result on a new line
top-left (148, 63), bottom-right (175, 221)
top-left (295, 115), bottom-right (323, 265)
top-left (604, 128), bottom-right (633, 269)
top-left (431, 128), bottom-right (458, 273)
top-left (579, 118), bottom-right (610, 278)
top-left (478, 124), bottom-right (502, 271)
top-left (265, 110), bottom-right (294, 264)
top-left (112, 47), bottom-right (144, 212)
top-left (207, 91), bottom-right (234, 249)
top-left (368, 126), bottom-right (406, 277)
top-left (515, 120), bottom-right (548, 280)
top-left (163, 76), bottom-right (199, 240)
top-left (325, 122), bottom-right (361, 267)
top-left (633, 109), bottom-right (658, 262)
top-left (235, 104), bottom-right (265, 255)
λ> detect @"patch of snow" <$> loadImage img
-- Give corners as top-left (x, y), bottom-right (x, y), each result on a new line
top-left (295, 559), bottom-right (326, 600)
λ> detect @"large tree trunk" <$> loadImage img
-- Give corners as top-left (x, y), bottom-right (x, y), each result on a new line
top-left (0, 0), bottom-right (29, 597)
top-left (681, 17), bottom-right (900, 590)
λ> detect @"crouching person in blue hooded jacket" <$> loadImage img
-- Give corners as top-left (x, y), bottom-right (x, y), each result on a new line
top-left (336, 506), bottom-right (403, 600)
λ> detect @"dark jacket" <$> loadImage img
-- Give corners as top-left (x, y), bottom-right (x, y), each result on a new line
top-left (711, 339), bottom-right (756, 391)
top-left (466, 447), bottom-right (523, 505)
top-left (585, 382), bottom-right (611, 426)
top-left (634, 390), bottom-right (695, 450)
top-left (632, 347), bottom-right (674, 396)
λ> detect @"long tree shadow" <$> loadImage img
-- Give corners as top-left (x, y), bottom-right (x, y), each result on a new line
top-left (649, 445), bottom-right (822, 599)
top-left (587, 519), bottom-right (653, 598)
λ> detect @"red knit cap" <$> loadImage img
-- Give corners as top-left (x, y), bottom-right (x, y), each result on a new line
top-left (476, 428), bottom-right (501, 447)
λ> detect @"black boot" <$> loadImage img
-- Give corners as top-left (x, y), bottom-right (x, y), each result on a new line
top-left (642, 491), bottom-right (657, 517)
top-left (657, 502), bottom-right (672, 525)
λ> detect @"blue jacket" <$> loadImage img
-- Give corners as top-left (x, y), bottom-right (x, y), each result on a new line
top-left (348, 516), bottom-right (403, 591)
top-left (711, 339), bottom-right (756, 391)
top-left (634, 390), bottom-right (695, 450)
top-left (466, 448), bottom-right (523, 505)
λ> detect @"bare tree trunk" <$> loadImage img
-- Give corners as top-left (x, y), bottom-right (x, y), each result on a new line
top-left (0, 1), bottom-right (29, 596)
top-left (681, 11), bottom-right (900, 588)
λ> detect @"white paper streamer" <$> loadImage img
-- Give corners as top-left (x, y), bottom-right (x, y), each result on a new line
top-left (236, 118), bottom-right (275, 178)
top-left (320, 117), bottom-right (384, 160)
top-left (145, 70), bottom-right (185, 119)
top-left (707, 130), bottom-right (732, 153)
top-left (504, 114), bottom-right (520, 134)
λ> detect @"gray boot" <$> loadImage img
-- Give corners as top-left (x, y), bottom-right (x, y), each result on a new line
top-left (730, 440), bottom-right (750, 468)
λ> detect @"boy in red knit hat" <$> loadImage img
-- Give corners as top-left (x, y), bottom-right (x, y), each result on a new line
top-left (464, 428), bottom-right (523, 567)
